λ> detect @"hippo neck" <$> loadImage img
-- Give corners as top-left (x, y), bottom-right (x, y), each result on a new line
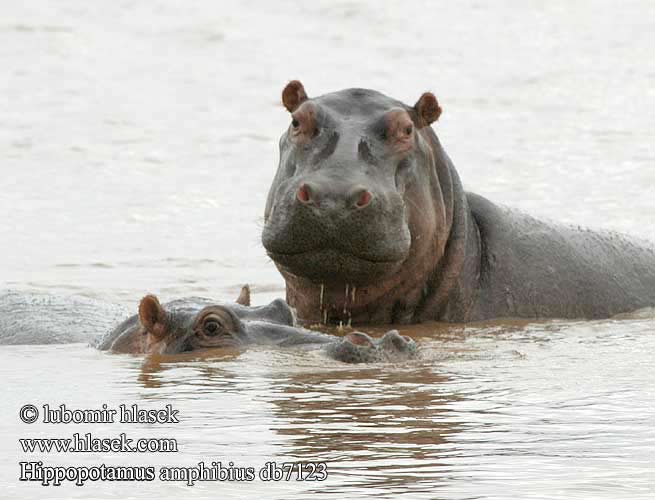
top-left (283, 137), bottom-right (482, 325)
top-left (413, 186), bottom-right (482, 322)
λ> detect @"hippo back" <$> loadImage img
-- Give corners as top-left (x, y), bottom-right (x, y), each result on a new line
top-left (0, 290), bottom-right (128, 346)
top-left (467, 193), bottom-right (655, 319)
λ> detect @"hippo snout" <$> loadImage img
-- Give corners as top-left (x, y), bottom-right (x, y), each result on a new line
top-left (378, 330), bottom-right (415, 353)
top-left (263, 175), bottom-right (411, 286)
top-left (325, 329), bottom-right (418, 364)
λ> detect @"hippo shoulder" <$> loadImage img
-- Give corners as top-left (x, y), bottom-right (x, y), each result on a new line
top-left (466, 192), bottom-right (655, 319)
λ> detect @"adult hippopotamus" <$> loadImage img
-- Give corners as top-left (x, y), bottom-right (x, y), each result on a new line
top-left (262, 81), bottom-right (655, 324)
top-left (97, 286), bottom-right (416, 363)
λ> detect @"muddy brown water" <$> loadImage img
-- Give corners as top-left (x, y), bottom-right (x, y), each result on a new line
top-left (1, 1), bottom-right (654, 499)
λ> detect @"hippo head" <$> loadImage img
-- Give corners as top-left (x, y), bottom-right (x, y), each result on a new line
top-left (135, 287), bottom-right (296, 355)
top-left (263, 81), bottom-right (457, 324)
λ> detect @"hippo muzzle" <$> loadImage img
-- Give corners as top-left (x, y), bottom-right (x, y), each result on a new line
top-left (263, 165), bottom-right (412, 286)
top-left (323, 330), bottom-right (417, 364)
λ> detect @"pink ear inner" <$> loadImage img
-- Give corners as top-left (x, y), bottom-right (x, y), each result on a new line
top-left (138, 295), bottom-right (167, 339)
top-left (282, 80), bottom-right (308, 112)
top-left (414, 92), bottom-right (442, 127)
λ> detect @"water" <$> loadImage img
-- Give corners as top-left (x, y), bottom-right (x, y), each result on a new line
top-left (1, 1), bottom-right (654, 498)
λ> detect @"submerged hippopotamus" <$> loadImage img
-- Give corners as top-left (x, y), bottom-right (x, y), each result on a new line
top-left (97, 286), bottom-right (416, 363)
top-left (262, 81), bottom-right (655, 324)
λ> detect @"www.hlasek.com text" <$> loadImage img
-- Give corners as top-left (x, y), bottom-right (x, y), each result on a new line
top-left (20, 433), bottom-right (178, 453)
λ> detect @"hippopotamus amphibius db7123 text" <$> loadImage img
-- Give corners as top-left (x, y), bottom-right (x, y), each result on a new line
top-left (96, 286), bottom-right (416, 364)
top-left (262, 81), bottom-right (655, 324)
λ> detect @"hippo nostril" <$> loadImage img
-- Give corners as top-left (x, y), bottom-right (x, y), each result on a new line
top-left (354, 189), bottom-right (372, 208)
top-left (297, 184), bottom-right (313, 205)
top-left (344, 332), bottom-right (374, 348)
top-left (402, 336), bottom-right (412, 343)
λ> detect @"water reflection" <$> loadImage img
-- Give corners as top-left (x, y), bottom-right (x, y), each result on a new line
top-left (271, 367), bottom-right (458, 458)
top-left (258, 362), bottom-right (462, 498)
top-left (137, 349), bottom-right (241, 389)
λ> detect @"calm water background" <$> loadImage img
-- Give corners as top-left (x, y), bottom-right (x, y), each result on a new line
top-left (1, 1), bottom-right (654, 499)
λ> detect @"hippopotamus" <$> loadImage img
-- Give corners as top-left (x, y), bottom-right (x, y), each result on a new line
top-left (96, 286), bottom-right (417, 363)
top-left (262, 81), bottom-right (655, 325)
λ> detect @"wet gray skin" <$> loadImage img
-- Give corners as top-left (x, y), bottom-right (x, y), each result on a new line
top-left (96, 287), bottom-right (416, 363)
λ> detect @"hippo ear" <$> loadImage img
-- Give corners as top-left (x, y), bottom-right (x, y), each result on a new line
top-left (413, 92), bottom-right (442, 128)
top-left (235, 284), bottom-right (251, 306)
top-left (138, 295), bottom-right (167, 339)
top-left (282, 80), bottom-right (308, 112)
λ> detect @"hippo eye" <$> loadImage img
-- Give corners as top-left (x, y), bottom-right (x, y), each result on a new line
top-left (404, 125), bottom-right (413, 135)
top-left (291, 118), bottom-right (300, 128)
top-left (203, 320), bottom-right (223, 336)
